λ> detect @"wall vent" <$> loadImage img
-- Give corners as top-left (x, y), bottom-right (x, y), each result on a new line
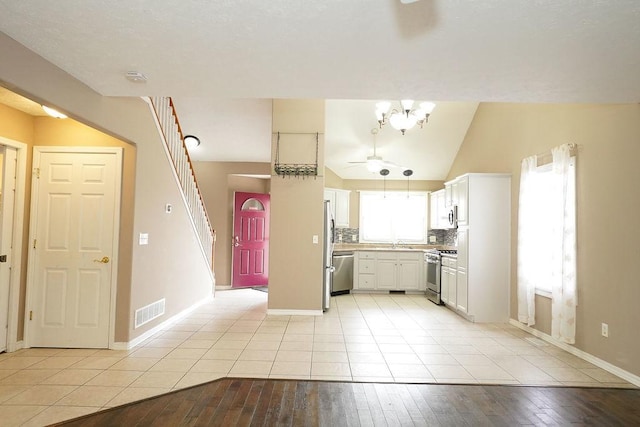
top-left (134, 298), bottom-right (166, 329)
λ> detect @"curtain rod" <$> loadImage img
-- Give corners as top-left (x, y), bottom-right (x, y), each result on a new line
top-left (535, 143), bottom-right (577, 159)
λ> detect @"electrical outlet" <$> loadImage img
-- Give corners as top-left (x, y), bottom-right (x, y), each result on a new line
top-left (601, 323), bottom-right (609, 338)
top-left (351, 235), bottom-right (357, 242)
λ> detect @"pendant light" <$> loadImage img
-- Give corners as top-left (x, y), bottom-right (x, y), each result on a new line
top-left (380, 168), bottom-right (390, 198)
top-left (403, 169), bottom-right (413, 198)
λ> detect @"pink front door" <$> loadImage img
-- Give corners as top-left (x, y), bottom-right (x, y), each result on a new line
top-left (232, 192), bottom-right (270, 287)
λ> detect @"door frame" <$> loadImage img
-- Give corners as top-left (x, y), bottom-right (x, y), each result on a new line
top-left (0, 136), bottom-right (27, 353)
top-left (25, 146), bottom-right (122, 349)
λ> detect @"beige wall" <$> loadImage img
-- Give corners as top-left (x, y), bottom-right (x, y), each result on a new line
top-left (1, 33), bottom-right (213, 344)
top-left (269, 99), bottom-right (325, 311)
top-left (324, 167), bottom-right (343, 188)
top-left (448, 103), bottom-right (640, 376)
top-left (192, 162), bottom-right (271, 286)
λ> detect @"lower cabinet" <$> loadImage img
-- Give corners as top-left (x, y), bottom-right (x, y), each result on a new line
top-left (441, 256), bottom-right (457, 308)
top-left (456, 269), bottom-right (468, 313)
top-left (441, 262), bottom-right (449, 305)
top-left (455, 227), bottom-right (468, 314)
top-left (354, 251), bottom-right (424, 291)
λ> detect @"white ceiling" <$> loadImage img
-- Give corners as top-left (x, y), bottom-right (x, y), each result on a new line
top-left (1, 1), bottom-right (638, 179)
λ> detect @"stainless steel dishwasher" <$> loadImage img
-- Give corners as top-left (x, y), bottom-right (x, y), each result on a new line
top-left (331, 251), bottom-right (354, 295)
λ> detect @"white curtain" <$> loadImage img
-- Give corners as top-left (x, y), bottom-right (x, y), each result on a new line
top-left (517, 144), bottom-right (577, 343)
top-left (549, 144), bottom-right (577, 344)
top-left (517, 155), bottom-right (538, 326)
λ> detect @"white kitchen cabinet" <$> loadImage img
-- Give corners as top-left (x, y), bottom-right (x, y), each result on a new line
top-left (449, 173), bottom-right (511, 323)
top-left (324, 188), bottom-right (350, 227)
top-left (440, 258), bottom-right (449, 304)
top-left (354, 251), bottom-right (423, 291)
top-left (455, 175), bottom-right (469, 227)
top-left (456, 269), bottom-right (468, 313)
top-left (429, 189), bottom-right (447, 230)
top-left (376, 253), bottom-right (397, 290)
top-left (455, 227), bottom-right (468, 313)
top-left (354, 251), bottom-right (376, 290)
top-left (444, 180), bottom-right (455, 208)
top-left (442, 256), bottom-right (457, 309)
top-left (398, 253), bottom-right (421, 291)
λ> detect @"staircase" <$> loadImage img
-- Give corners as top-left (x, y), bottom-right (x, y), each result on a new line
top-left (148, 97), bottom-right (214, 270)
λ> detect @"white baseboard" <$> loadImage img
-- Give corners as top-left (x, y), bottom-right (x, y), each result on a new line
top-left (509, 319), bottom-right (640, 387)
top-left (6, 340), bottom-right (24, 353)
top-left (215, 285), bottom-right (232, 290)
top-left (111, 294), bottom-right (214, 351)
top-left (267, 309), bottom-right (323, 316)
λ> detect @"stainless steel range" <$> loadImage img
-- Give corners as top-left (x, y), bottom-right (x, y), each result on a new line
top-left (425, 249), bottom-right (457, 305)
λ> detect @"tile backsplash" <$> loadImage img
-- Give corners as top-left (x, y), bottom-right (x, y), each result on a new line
top-left (429, 229), bottom-right (458, 246)
top-left (335, 227), bottom-right (359, 243)
top-left (335, 227), bottom-right (457, 246)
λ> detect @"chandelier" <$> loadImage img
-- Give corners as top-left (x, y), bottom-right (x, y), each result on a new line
top-left (375, 100), bottom-right (436, 135)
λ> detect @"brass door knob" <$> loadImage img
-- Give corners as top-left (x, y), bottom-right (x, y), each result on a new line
top-left (93, 256), bottom-right (110, 264)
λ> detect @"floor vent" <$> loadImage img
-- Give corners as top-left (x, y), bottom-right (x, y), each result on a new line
top-left (389, 290), bottom-right (406, 294)
top-left (135, 298), bottom-right (166, 329)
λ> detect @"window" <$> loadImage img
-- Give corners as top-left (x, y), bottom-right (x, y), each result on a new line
top-left (359, 191), bottom-right (428, 243)
top-left (519, 156), bottom-right (576, 297)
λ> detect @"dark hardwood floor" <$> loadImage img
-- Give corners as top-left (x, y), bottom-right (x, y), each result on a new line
top-left (53, 378), bottom-right (640, 426)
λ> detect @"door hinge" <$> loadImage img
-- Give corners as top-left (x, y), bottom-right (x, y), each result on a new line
top-left (34, 167), bottom-right (40, 179)
top-left (33, 239), bottom-right (37, 249)
top-left (30, 311), bottom-right (33, 321)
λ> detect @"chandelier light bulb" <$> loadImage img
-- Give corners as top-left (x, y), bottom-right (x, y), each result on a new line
top-left (375, 101), bottom-right (391, 114)
top-left (400, 99), bottom-right (414, 112)
top-left (420, 102), bottom-right (436, 114)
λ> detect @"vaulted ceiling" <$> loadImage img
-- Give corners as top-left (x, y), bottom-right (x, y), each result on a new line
top-left (1, 1), bottom-right (638, 179)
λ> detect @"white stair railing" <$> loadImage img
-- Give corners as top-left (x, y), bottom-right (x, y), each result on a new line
top-left (149, 97), bottom-right (214, 270)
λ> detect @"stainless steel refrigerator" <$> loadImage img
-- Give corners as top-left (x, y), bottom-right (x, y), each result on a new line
top-left (322, 200), bottom-right (334, 311)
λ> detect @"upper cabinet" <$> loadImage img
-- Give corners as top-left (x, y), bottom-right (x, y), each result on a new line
top-left (455, 175), bottom-right (469, 227)
top-left (324, 188), bottom-right (350, 227)
top-left (444, 179), bottom-right (459, 208)
top-left (429, 189), bottom-right (447, 230)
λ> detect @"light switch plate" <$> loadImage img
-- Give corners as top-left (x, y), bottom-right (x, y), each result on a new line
top-left (139, 233), bottom-right (149, 245)
top-left (312, 235), bottom-right (319, 244)
top-left (165, 204), bottom-right (172, 213)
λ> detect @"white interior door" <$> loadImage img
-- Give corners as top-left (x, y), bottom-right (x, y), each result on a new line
top-left (0, 146), bottom-right (17, 352)
top-left (29, 147), bottom-right (121, 348)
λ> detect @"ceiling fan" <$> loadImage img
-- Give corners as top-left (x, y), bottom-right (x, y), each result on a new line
top-left (347, 128), bottom-right (402, 173)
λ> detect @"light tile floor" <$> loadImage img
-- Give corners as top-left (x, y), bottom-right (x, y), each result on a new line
top-left (0, 289), bottom-right (635, 426)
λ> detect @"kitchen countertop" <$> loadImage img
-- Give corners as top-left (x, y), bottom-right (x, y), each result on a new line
top-left (333, 243), bottom-right (457, 252)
